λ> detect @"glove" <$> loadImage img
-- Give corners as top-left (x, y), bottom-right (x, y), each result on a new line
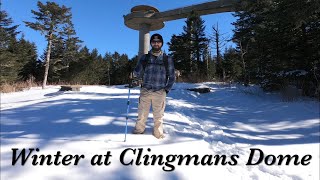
top-left (129, 78), bottom-right (140, 88)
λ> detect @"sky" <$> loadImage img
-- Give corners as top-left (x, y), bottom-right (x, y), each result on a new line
top-left (2, 0), bottom-right (237, 59)
top-left (1, 83), bottom-right (319, 179)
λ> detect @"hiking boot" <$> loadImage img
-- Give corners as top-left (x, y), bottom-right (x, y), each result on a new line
top-left (132, 129), bottom-right (145, 134)
top-left (153, 133), bottom-right (165, 139)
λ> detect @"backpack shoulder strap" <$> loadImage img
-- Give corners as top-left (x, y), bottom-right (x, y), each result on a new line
top-left (142, 53), bottom-right (169, 75)
top-left (142, 54), bottom-right (149, 70)
top-left (163, 53), bottom-right (169, 76)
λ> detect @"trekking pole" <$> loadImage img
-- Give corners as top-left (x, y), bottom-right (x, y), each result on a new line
top-left (124, 73), bottom-right (134, 142)
top-left (124, 86), bottom-right (131, 142)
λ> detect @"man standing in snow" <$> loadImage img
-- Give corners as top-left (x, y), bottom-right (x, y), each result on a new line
top-left (130, 33), bottom-right (175, 139)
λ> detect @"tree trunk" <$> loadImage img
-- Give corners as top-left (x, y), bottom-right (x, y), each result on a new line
top-left (190, 52), bottom-right (193, 72)
top-left (108, 65), bottom-right (111, 86)
top-left (239, 41), bottom-right (249, 86)
top-left (213, 24), bottom-right (225, 81)
top-left (206, 54), bottom-right (209, 80)
top-left (42, 33), bottom-right (53, 89)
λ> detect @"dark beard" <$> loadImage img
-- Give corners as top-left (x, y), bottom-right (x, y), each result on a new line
top-left (152, 47), bottom-right (161, 52)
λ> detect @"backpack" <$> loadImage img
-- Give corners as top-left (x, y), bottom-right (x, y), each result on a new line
top-left (141, 53), bottom-right (169, 78)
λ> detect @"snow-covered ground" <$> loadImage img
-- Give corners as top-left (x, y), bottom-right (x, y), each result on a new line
top-left (1, 83), bottom-right (319, 180)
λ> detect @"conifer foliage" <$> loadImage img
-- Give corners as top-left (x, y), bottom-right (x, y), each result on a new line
top-left (168, 11), bottom-right (210, 81)
top-left (232, 0), bottom-right (320, 97)
top-left (2, 0), bottom-right (319, 99)
top-left (24, 1), bottom-right (73, 88)
top-left (0, 10), bottom-right (38, 85)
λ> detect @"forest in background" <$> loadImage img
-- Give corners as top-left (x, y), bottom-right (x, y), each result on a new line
top-left (1, 0), bottom-right (319, 99)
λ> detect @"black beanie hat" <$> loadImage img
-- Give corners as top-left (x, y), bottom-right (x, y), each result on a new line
top-left (150, 33), bottom-right (163, 44)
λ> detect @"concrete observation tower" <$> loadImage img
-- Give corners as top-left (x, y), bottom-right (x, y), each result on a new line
top-left (123, 0), bottom-right (237, 58)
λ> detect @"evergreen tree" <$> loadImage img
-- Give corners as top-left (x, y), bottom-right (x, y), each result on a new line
top-left (68, 46), bottom-right (90, 84)
top-left (183, 11), bottom-right (209, 74)
top-left (76, 48), bottom-right (102, 84)
top-left (232, 0), bottom-right (265, 86)
top-left (0, 10), bottom-right (38, 85)
top-left (48, 35), bottom-right (65, 82)
top-left (0, 10), bottom-right (19, 46)
top-left (68, 47), bottom-right (114, 85)
top-left (222, 47), bottom-right (242, 82)
top-left (168, 11), bottom-right (209, 81)
top-left (0, 10), bottom-right (20, 84)
top-left (24, 1), bottom-right (72, 88)
top-left (168, 34), bottom-right (189, 74)
top-left (110, 52), bottom-right (122, 85)
top-left (233, 0), bottom-right (320, 97)
top-left (16, 37), bottom-right (38, 82)
top-left (61, 21), bottom-right (82, 81)
top-left (102, 52), bottom-right (113, 85)
top-left (117, 53), bottom-right (130, 85)
top-left (202, 46), bottom-right (216, 81)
